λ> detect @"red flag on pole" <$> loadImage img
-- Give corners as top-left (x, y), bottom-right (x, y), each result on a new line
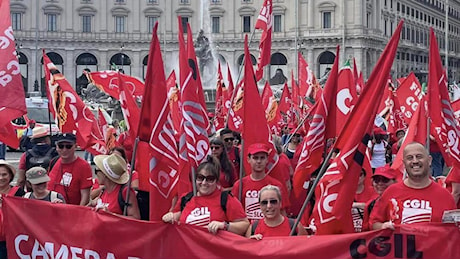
top-left (86, 71), bottom-right (145, 99)
top-left (118, 72), bottom-right (141, 143)
top-left (254, 0), bottom-right (273, 81)
top-left (395, 72), bottom-right (423, 125)
top-left (292, 46), bottom-right (340, 196)
top-left (214, 63), bottom-right (226, 131)
top-left (261, 82), bottom-right (282, 135)
top-left (166, 70), bottom-right (182, 136)
top-left (427, 28), bottom-right (460, 167)
top-left (335, 62), bottom-right (358, 136)
top-left (43, 51), bottom-right (105, 154)
top-left (310, 21), bottom-right (403, 235)
top-left (137, 22), bottom-right (179, 221)
top-left (0, 0), bottom-right (27, 144)
top-left (97, 108), bottom-right (109, 141)
top-left (277, 83), bottom-right (292, 119)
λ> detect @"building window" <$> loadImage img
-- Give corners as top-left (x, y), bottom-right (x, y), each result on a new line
top-left (274, 14), bottom-right (282, 32)
top-left (181, 16), bottom-right (189, 33)
top-left (211, 16), bottom-right (220, 33)
top-left (211, 0), bottom-right (220, 2)
top-left (11, 13), bottom-right (22, 31)
top-left (323, 12), bottom-right (331, 29)
top-left (47, 14), bottom-right (57, 32)
top-left (147, 0), bottom-right (157, 3)
top-left (148, 16), bottom-right (157, 33)
top-left (243, 16), bottom-right (251, 32)
top-left (115, 16), bottom-right (125, 33)
top-left (180, 0), bottom-right (190, 4)
top-left (116, 0), bottom-right (124, 2)
top-left (82, 15), bottom-right (92, 32)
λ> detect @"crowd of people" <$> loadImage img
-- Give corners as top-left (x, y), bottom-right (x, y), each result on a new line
top-left (0, 115), bottom-right (458, 255)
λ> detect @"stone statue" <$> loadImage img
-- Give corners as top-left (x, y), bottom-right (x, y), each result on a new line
top-left (195, 30), bottom-right (216, 86)
top-left (269, 68), bottom-right (287, 86)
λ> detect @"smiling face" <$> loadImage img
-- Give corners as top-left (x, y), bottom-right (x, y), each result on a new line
top-left (31, 182), bottom-right (48, 195)
top-left (56, 142), bottom-right (76, 160)
top-left (403, 143), bottom-right (432, 180)
top-left (372, 176), bottom-right (395, 195)
top-left (196, 168), bottom-right (218, 196)
top-left (259, 189), bottom-right (281, 220)
top-left (0, 166), bottom-right (12, 189)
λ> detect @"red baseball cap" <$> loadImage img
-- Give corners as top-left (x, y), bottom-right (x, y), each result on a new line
top-left (373, 164), bottom-right (397, 180)
top-left (248, 143), bottom-right (270, 155)
top-left (207, 112), bottom-right (215, 118)
top-left (29, 119), bottom-right (36, 124)
top-left (373, 127), bottom-right (387, 135)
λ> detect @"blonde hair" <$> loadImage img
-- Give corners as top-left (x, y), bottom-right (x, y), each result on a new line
top-left (258, 184), bottom-right (282, 202)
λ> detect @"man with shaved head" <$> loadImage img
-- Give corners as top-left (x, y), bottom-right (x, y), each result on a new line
top-left (370, 142), bottom-right (456, 230)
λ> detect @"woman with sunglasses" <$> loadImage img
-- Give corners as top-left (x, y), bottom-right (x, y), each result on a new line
top-left (162, 157), bottom-right (249, 236)
top-left (247, 185), bottom-right (307, 239)
top-left (209, 138), bottom-right (237, 190)
top-left (362, 165), bottom-right (397, 231)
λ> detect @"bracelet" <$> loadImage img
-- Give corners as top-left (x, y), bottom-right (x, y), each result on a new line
top-left (223, 221), bottom-right (230, 231)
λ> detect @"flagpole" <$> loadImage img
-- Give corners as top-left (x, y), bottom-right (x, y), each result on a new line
top-left (289, 144), bottom-right (335, 236)
top-left (238, 139), bottom-right (245, 201)
top-left (445, 0), bottom-right (449, 81)
top-left (282, 107), bottom-right (313, 151)
top-left (295, 0), bottom-right (299, 79)
top-left (123, 136), bottom-right (139, 216)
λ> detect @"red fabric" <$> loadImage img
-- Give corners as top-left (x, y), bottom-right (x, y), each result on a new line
top-left (310, 22), bottom-right (403, 235)
top-left (290, 69), bottom-right (300, 118)
top-left (4, 195), bottom-right (460, 258)
top-left (178, 189), bottom-right (246, 226)
top-left (231, 175), bottom-right (290, 221)
top-left (0, 0), bottom-right (27, 129)
top-left (427, 28), bottom-right (459, 167)
top-left (18, 153), bottom-right (26, 171)
top-left (261, 82), bottom-right (282, 135)
top-left (118, 72), bottom-right (140, 145)
top-left (0, 123), bottom-right (20, 149)
top-left (395, 72), bottom-right (423, 125)
top-left (99, 185), bottom-right (137, 215)
top-left (387, 90), bottom-right (408, 136)
top-left (298, 52), bottom-right (309, 97)
top-left (47, 157), bottom-right (93, 205)
top-left (370, 182), bottom-right (456, 225)
top-left (218, 167), bottom-right (237, 189)
top-left (213, 63), bottom-right (226, 131)
top-left (254, 0), bottom-right (272, 81)
top-left (137, 23), bottom-right (178, 221)
top-left (166, 70), bottom-right (181, 137)
top-left (445, 167), bottom-right (460, 208)
top-left (43, 52), bottom-right (105, 154)
top-left (97, 108), bottom-right (109, 142)
top-left (270, 153), bottom-right (291, 184)
top-left (277, 83), bottom-right (292, 119)
top-left (354, 185), bottom-right (378, 203)
top-left (226, 146), bottom-right (240, 174)
top-left (86, 71), bottom-right (145, 100)
top-left (335, 64), bottom-right (358, 136)
top-left (254, 216), bottom-right (292, 237)
top-left (116, 131), bottom-right (133, 162)
top-left (292, 46), bottom-right (340, 196)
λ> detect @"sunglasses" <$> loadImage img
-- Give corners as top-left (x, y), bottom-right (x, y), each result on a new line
top-left (211, 146), bottom-right (222, 150)
top-left (57, 144), bottom-right (74, 149)
top-left (373, 177), bottom-right (390, 183)
top-left (260, 199), bottom-right (279, 206)
top-left (224, 138), bottom-right (234, 142)
top-left (196, 174), bottom-right (217, 183)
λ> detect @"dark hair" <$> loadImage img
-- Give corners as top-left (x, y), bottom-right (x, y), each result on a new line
top-left (196, 155), bottom-right (221, 181)
top-left (109, 146), bottom-right (127, 161)
top-left (210, 138), bottom-right (235, 185)
top-left (232, 131), bottom-right (241, 145)
top-left (220, 128), bottom-right (233, 136)
top-left (0, 165), bottom-right (14, 183)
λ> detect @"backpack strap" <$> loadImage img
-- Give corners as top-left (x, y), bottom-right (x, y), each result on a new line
top-left (24, 192), bottom-right (32, 199)
top-left (48, 155), bottom-right (60, 172)
top-left (234, 147), bottom-right (240, 165)
top-left (118, 184), bottom-right (132, 212)
top-left (50, 191), bottom-right (58, 201)
top-left (180, 191), bottom-right (194, 212)
top-left (251, 220), bottom-right (260, 235)
top-left (220, 190), bottom-right (230, 213)
top-left (288, 218), bottom-right (298, 236)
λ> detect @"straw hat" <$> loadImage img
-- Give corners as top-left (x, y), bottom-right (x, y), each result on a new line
top-left (31, 126), bottom-right (50, 139)
top-left (94, 153), bottom-right (128, 184)
top-left (0, 160), bottom-right (16, 179)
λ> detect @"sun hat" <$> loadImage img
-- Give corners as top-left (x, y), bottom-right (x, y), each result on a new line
top-left (31, 126), bottom-right (50, 139)
top-left (0, 160), bottom-right (16, 178)
top-left (26, 166), bottom-right (50, 185)
top-left (94, 153), bottom-right (128, 184)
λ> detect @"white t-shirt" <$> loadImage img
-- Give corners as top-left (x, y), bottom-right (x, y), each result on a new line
top-left (370, 142), bottom-right (386, 168)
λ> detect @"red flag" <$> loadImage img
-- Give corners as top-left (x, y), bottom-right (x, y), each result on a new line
top-left (352, 58), bottom-right (363, 95)
top-left (227, 80), bottom-right (244, 132)
top-left (254, 0), bottom-right (273, 81)
top-left (226, 64), bottom-right (235, 104)
top-left (427, 28), bottom-right (460, 167)
top-left (278, 83), bottom-right (292, 117)
top-left (292, 46), bottom-right (340, 196)
top-left (43, 51), bottom-right (105, 154)
top-left (177, 16), bottom-right (188, 88)
top-left (290, 70), bottom-right (300, 125)
top-left (86, 71), bottom-right (145, 99)
top-left (310, 21), bottom-right (403, 235)
top-left (0, 0), bottom-right (26, 132)
top-left (118, 73), bottom-right (140, 142)
top-left (298, 52), bottom-right (309, 97)
top-left (396, 72), bottom-right (423, 125)
top-left (241, 35), bottom-right (279, 174)
top-left (213, 63), bottom-right (226, 131)
top-left (97, 108), bottom-right (109, 141)
top-left (261, 82), bottom-right (281, 135)
top-left (166, 70), bottom-right (182, 136)
top-left (137, 22), bottom-right (179, 221)
top-left (387, 90), bottom-right (408, 136)
top-left (177, 24), bottom-right (211, 194)
top-left (391, 96), bottom-right (428, 178)
top-left (335, 62), bottom-right (358, 136)
top-left (0, 123), bottom-right (19, 148)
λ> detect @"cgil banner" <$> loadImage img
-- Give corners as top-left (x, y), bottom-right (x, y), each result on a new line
top-left (3, 196), bottom-right (460, 258)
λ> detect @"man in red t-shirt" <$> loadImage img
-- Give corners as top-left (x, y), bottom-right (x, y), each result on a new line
top-left (370, 142), bottom-right (456, 230)
top-left (220, 128), bottom-right (241, 173)
top-left (47, 133), bottom-right (93, 206)
top-left (232, 143), bottom-right (290, 222)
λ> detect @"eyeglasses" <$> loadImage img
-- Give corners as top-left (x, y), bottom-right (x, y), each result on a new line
top-left (57, 144), bottom-right (73, 149)
top-left (196, 174), bottom-right (217, 183)
top-left (260, 199), bottom-right (279, 206)
top-left (373, 177), bottom-right (391, 183)
top-left (210, 146), bottom-right (222, 150)
top-left (224, 138), bottom-right (234, 142)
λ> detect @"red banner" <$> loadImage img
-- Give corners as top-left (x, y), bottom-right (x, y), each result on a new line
top-left (3, 196), bottom-right (460, 258)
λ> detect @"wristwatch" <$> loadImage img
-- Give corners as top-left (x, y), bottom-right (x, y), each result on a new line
top-left (223, 221), bottom-right (230, 231)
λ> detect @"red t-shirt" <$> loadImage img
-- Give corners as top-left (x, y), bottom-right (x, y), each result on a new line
top-left (226, 146), bottom-right (240, 173)
top-left (254, 216), bottom-right (292, 237)
top-left (99, 185), bottom-right (137, 215)
top-left (369, 181), bottom-right (456, 226)
top-left (47, 157), bottom-right (93, 205)
top-left (117, 132), bottom-right (134, 162)
top-left (232, 175), bottom-right (290, 221)
top-left (355, 185), bottom-right (378, 203)
top-left (445, 167), bottom-right (460, 208)
top-left (178, 189), bottom-right (246, 227)
top-left (18, 153), bottom-right (26, 170)
top-left (219, 166), bottom-right (237, 189)
top-left (268, 153), bottom-right (291, 191)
